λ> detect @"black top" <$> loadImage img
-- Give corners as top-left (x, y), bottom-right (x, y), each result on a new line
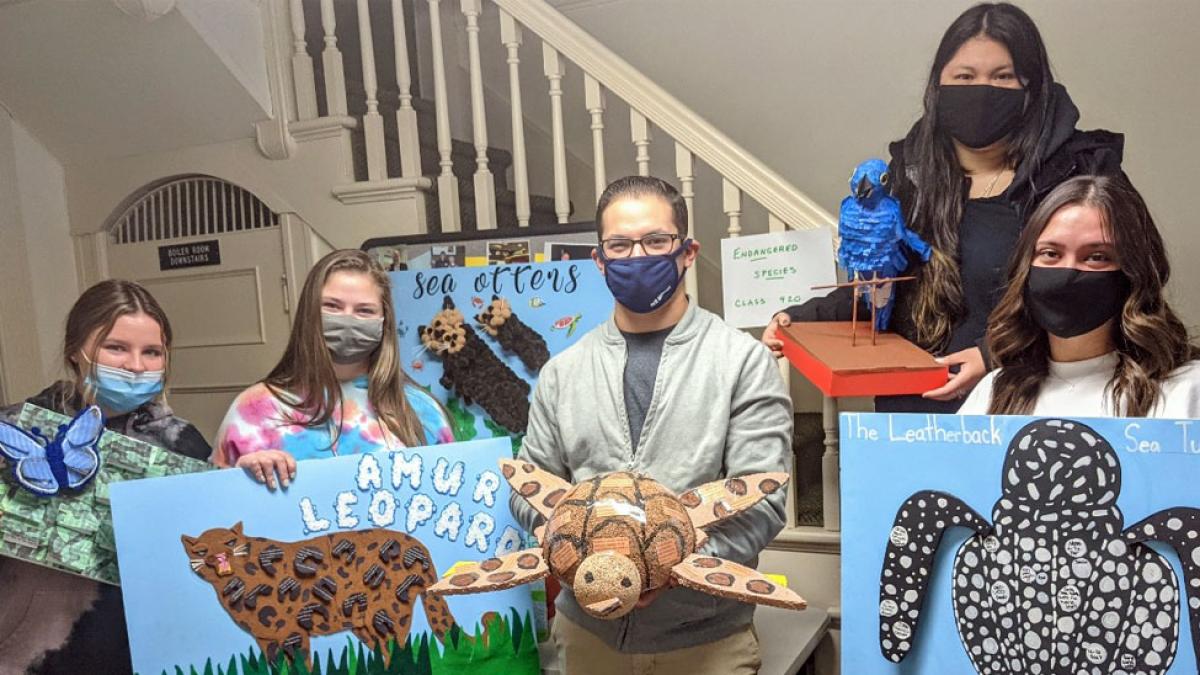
top-left (783, 83), bottom-right (1125, 413)
top-left (621, 327), bottom-right (674, 450)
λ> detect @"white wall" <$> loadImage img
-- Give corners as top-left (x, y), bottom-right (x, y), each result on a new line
top-left (559, 0), bottom-right (1200, 326)
top-left (0, 110), bottom-right (78, 403)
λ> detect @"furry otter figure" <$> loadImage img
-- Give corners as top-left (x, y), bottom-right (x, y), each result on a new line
top-left (475, 296), bottom-right (549, 373)
top-left (419, 296), bottom-right (531, 434)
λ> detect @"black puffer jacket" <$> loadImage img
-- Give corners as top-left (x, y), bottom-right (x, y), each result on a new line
top-left (784, 84), bottom-right (1124, 412)
top-left (0, 383), bottom-right (210, 675)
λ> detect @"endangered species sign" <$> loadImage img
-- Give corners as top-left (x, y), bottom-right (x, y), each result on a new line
top-left (719, 228), bottom-right (835, 328)
top-left (110, 437), bottom-right (540, 675)
top-left (841, 413), bottom-right (1200, 674)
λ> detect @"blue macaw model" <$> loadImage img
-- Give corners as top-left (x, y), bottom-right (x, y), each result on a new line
top-left (0, 405), bottom-right (104, 496)
top-left (837, 158), bottom-right (932, 331)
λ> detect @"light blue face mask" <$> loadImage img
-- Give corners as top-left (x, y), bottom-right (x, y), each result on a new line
top-left (85, 363), bottom-right (164, 415)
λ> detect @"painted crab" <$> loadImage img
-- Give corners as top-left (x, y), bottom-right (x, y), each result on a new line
top-left (428, 460), bottom-right (807, 618)
top-left (878, 418), bottom-right (1200, 673)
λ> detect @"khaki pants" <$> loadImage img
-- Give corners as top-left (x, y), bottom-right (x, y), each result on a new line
top-left (551, 613), bottom-right (761, 675)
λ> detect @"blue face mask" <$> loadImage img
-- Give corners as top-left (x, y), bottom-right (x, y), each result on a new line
top-left (85, 363), bottom-right (164, 415)
top-left (598, 239), bottom-right (692, 314)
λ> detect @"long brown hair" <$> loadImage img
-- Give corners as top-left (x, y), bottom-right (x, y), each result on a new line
top-left (986, 175), bottom-right (1197, 416)
top-left (903, 3), bottom-right (1055, 351)
top-left (264, 249), bottom-right (426, 446)
top-left (64, 279), bottom-right (173, 409)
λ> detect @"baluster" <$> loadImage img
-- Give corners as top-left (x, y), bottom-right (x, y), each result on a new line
top-left (428, 0), bottom-right (460, 231)
top-left (356, 0), bottom-right (385, 180)
top-left (630, 109), bottom-right (650, 176)
top-left (183, 180), bottom-right (191, 238)
top-left (723, 179), bottom-right (742, 237)
top-left (500, 10), bottom-right (530, 227)
top-left (585, 74), bottom-right (607, 202)
top-left (822, 396), bottom-right (841, 531)
top-left (676, 144), bottom-right (697, 300)
top-left (201, 180), bottom-right (210, 236)
top-left (543, 44), bottom-right (569, 224)
top-left (391, 0), bottom-right (422, 178)
top-left (461, 0), bottom-right (496, 230)
top-left (319, 0), bottom-right (347, 116)
top-left (768, 213), bottom-right (792, 390)
top-left (288, 0), bottom-right (318, 120)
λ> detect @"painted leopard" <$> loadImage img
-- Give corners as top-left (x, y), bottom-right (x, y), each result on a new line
top-left (181, 523), bottom-right (465, 665)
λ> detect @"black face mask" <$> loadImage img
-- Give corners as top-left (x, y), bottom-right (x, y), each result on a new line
top-left (1025, 267), bottom-right (1129, 339)
top-left (937, 85), bottom-right (1025, 149)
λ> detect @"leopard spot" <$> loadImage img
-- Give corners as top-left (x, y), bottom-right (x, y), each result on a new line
top-left (746, 579), bottom-right (775, 595)
top-left (516, 554), bottom-right (541, 570)
top-left (680, 492), bottom-right (702, 508)
top-left (725, 478), bottom-right (748, 496)
top-left (712, 501), bottom-right (733, 519)
top-left (705, 572), bottom-right (735, 587)
top-left (502, 465), bottom-right (516, 479)
top-left (759, 478), bottom-right (782, 494)
top-left (479, 558), bottom-right (504, 572)
top-left (543, 489), bottom-right (566, 508)
top-left (487, 572), bottom-right (517, 583)
top-left (519, 481), bottom-right (541, 497)
top-left (521, 463), bottom-right (536, 473)
top-left (449, 573), bottom-right (479, 587)
top-left (692, 557), bottom-right (722, 569)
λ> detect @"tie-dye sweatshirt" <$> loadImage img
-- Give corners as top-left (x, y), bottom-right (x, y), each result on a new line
top-left (215, 376), bottom-right (453, 464)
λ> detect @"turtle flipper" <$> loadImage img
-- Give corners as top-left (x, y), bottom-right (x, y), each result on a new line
top-left (879, 490), bottom-right (989, 663)
top-left (679, 472), bottom-right (789, 531)
top-left (1124, 507), bottom-right (1200, 667)
top-left (670, 553), bottom-right (806, 610)
top-left (427, 548), bottom-right (548, 596)
top-left (500, 459), bottom-right (573, 522)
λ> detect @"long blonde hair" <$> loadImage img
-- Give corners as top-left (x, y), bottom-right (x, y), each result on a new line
top-left (64, 279), bottom-right (173, 409)
top-left (264, 249), bottom-right (426, 446)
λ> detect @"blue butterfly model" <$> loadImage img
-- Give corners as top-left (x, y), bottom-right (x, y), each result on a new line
top-left (0, 406), bottom-right (104, 496)
top-left (838, 158), bottom-right (932, 330)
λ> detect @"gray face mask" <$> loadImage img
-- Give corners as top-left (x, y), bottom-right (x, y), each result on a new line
top-left (321, 313), bottom-right (384, 364)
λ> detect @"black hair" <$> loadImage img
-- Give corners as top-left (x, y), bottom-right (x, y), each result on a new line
top-left (905, 2), bottom-right (1056, 351)
top-left (594, 176), bottom-right (689, 238)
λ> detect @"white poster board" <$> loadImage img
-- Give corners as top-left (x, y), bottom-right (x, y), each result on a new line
top-left (720, 228), bottom-right (836, 328)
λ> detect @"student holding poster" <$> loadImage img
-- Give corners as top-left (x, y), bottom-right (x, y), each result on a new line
top-left (761, 3), bottom-right (1125, 412)
top-left (959, 175), bottom-right (1200, 417)
top-left (0, 280), bottom-right (209, 675)
top-left (213, 250), bottom-right (452, 487)
top-left (512, 176), bottom-right (792, 674)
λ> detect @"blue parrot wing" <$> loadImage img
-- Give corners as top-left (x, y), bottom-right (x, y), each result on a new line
top-left (14, 455), bottom-right (59, 495)
top-left (0, 422), bottom-right (45, 462)
top-left (64, 406), bottom-right (104, 448)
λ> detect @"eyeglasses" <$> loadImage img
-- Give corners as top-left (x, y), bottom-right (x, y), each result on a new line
top-left (600, 233), bottom-right (681, 258)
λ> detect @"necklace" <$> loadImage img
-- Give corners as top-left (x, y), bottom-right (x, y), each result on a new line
top-left (979, 167), bottom-right (1008, 198)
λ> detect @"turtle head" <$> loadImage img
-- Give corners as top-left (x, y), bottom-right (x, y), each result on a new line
top-left (1001, 419), bottom-right (1120, 506)
top-left (574, 551), bottom-right (642, 619)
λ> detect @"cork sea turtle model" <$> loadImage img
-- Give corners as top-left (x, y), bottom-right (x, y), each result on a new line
top-left (428, 460), bottom-right (807, 619)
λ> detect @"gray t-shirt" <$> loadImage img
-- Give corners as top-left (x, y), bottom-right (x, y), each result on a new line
top-left (620, 326), bottom-right (674, 450)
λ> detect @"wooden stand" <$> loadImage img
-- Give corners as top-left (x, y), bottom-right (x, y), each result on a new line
top-left (778, 322), bottom-right (947, 398)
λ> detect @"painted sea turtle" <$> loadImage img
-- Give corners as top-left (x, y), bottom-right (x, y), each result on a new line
top-left (428, 460), bottom-right (807, 619)
top-left (878, 418), bottom-right (1200, 673)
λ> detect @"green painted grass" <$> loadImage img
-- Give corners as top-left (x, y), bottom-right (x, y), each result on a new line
top-left (149, 610), bottom-right (540, 675)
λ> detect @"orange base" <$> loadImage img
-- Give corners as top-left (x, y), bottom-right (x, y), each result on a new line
top-left (779, 322), bottom-right (948, 398)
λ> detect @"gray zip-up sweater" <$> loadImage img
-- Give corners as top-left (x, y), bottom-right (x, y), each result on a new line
top-left (511, 302), bottom-right (792, 653)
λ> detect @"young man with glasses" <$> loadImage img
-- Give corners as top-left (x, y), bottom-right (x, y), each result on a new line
top-left (512, 175), bottom-right (793, 674)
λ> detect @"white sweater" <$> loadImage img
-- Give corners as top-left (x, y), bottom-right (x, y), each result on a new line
top-left (958, 352), bottom-right (1200, 418)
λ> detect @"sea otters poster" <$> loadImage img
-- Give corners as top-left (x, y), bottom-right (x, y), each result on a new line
top-left (392, 260), bottom-right (611, 448)
top-left (841, 413), bottom-right (1200, 674)
top-left (111, 437), bottom-right (541, 675)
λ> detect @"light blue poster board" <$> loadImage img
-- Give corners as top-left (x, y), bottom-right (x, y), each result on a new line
top-left (391, 260), bottom-right (611, 445)
top-left (111, 437), bottom-right (540, 675)
top-left (842, 413), bottom-right (1200, 674)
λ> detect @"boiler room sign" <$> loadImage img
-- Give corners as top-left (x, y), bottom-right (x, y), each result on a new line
top-left (720, 228), bottom-right (835, 328)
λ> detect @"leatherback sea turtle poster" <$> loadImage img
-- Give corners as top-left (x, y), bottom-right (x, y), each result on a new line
top-left (842, 413), bottom-right (1200, 674)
